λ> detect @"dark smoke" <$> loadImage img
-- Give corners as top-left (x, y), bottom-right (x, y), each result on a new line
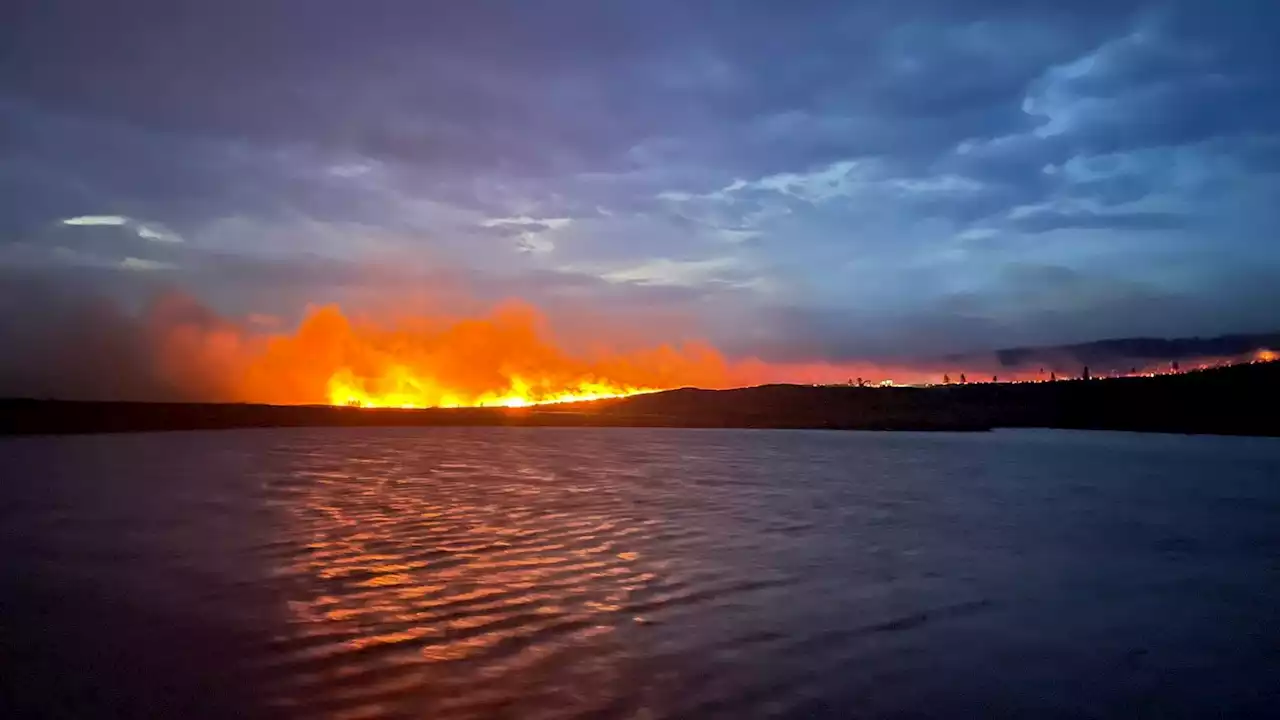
top-left (0, 277), bottom-right (242, 402)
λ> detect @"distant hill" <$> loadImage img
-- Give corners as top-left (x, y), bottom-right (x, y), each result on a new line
top-left (4, 360), bottom-right (1278, 437)
top-left (944, 331), bottom-right (1280, 374)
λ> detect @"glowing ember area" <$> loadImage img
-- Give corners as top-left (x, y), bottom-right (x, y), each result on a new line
top-left (328, 371), bottom-right (660, 409)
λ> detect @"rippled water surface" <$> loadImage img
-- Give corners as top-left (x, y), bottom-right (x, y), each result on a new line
top-left (2, 428), bottom-right (1279, 718)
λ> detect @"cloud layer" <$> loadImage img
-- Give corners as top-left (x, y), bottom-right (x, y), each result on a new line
top-left (2, 0), bottom-right (1278, 362)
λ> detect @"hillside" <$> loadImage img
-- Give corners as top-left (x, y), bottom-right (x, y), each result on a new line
top-left (1, 361), bottom-right (1276, 437)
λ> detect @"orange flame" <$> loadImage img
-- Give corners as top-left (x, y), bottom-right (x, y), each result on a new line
top-left (127, 294), bottom-right (1277, 407)
top-left (327, 368), bottom-right (659, 409)
top-left (240, 302), bottom-right (736, 408)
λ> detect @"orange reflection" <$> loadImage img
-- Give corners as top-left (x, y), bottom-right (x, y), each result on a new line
top-left (265, 448), bottom-right (668, 716)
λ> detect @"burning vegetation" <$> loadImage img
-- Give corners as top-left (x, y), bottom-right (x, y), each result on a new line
top-left (244, 302), bottom-right (735, 409)
top-left (1, 291), bottom-right (1273, 407)
top-left (239, 303), bottom-right (1276, 408)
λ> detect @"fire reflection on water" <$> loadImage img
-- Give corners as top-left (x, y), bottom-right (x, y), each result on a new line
top-left (260, 448), bottom-right (674, 717)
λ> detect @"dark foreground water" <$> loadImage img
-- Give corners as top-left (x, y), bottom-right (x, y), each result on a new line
top-left (1, 428), bottom-right (1278, 719)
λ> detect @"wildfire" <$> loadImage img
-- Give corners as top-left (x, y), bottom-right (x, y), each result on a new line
top-left (121, 293), bottom-right (1278, 408)
top-left (238, 302), bottom-right (733, 409)
top-left (327, 370), bottom-right (660, 409)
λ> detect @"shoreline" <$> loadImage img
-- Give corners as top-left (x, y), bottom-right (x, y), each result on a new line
top-left (2, 361), bottom-right (1276, 438)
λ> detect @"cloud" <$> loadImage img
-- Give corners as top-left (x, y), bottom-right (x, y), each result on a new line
top-left (134, 224), bottom-right (183, 243)
top-left (596, 256), bottom-right (749, 288)
top-left (480, 216), bottom-right (572, 231)
top-left (1007, 207), bottom-right (1185, 233)
top-left (738, 160), bottom-right (868, 204)
top-left (326, 161), bottom-right (377, 179)
top-left (60, 214), bottom-right (183, 243)
top-left (3, 1), bottom-right (1279, 363)
top-left (119, 257), bottom-right (176, 271)
top-left (61, 215), bottom-right (128, 226)
top-left (479, 215), bottom-right (572, 254)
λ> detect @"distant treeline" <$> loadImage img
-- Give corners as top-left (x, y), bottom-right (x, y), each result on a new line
top-left (956, 331), bottom-right (1280, 372)
top-left (2, 360), bottom-right (1276, 437)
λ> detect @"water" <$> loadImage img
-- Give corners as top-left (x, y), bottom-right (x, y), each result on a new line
top-left (1, 428), bottom-right (1278, 719)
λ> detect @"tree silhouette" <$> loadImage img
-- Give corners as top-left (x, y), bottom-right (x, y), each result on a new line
top-left (959, 373), bottom-right (967, 384)
top-left (943, 374), bottom-right (951, 385)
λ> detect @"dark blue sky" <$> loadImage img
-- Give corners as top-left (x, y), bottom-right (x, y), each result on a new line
top-left (3, 0), bottom-right (1278, 359)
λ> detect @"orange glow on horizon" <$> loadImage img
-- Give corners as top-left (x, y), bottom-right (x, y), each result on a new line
top-left (238, 302), bottom-right (735, 409)
top-left (327, 369), bottom-right (662, 409)
top-left (136, 294), bottom-right (1279, 408)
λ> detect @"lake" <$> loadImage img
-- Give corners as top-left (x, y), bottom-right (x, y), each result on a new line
top-left (2, 428), bottom-right (1278, 718)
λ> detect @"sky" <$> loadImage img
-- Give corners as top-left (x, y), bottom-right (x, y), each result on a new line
top-left (2, 0), bottom-right (1279, 362)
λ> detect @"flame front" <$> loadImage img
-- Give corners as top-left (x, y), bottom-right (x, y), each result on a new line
top-left (327, 368), bottom-right (660, 409)
top-left (135, 293), bottom-right (1277, 408)
top-left (239, 301), bottom-right (731, 409)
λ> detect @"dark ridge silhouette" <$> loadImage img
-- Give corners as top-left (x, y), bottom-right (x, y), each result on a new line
top-left (1, 361), bottom-right (1276, 437)
top-left (965, 331), bottom-right (1280, 371)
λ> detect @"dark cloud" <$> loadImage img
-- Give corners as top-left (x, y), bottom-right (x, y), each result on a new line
top-left (0, 274), bottom-right (225, 401)
top-left (1, 0), bottom-right (1278, 371)
top-left (0, 1), bottom-right (1138, 179)
top-left (739, 261), bottom-right (1280, 362)
top-left (1008, 209), bottom-right (1186, 234)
